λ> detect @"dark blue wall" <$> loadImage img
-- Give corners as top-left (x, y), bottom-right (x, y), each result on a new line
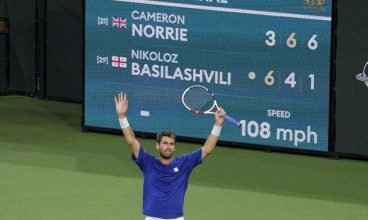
top-left (335, 0), bottom-right (368, 157)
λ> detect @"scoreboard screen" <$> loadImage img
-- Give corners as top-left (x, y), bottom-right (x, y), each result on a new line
top-left (84, 0), bottom-right (333, 152)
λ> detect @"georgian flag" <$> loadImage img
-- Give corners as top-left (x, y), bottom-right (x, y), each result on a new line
top-left (111, 56), bottom-right (127, 68)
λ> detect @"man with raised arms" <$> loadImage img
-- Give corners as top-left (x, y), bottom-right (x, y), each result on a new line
top-left (114, 92), bottom-right (225, 220)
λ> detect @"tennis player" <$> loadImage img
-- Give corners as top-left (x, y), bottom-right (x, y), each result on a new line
top-left (114, 92), bottom-right (225, 220)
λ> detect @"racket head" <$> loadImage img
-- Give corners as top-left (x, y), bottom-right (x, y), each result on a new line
top-left (181, 85), bottom-right (216, 114)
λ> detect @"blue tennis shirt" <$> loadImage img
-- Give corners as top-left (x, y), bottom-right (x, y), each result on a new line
top-left (132, 146), bottom-right (203, 219)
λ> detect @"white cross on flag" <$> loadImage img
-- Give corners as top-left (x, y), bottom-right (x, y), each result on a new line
top-left (111, 56), bottom-right (127, 68)
top-left (111, 17), bottom-right (127, 29)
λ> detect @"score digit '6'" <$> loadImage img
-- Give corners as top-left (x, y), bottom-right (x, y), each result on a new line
top-left (308, 34), bottom-right (318, 50)
top-left (265, 31), bottom-right (318, 50)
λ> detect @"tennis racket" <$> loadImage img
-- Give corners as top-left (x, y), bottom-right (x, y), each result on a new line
top-left (181, 85), bottom-right (241, 127)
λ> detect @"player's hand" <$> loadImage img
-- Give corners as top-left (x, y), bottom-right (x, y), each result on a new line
top-left (215, 107), bottom-right (225, 127)
top-left (114, 92), bottom-right (128, 118)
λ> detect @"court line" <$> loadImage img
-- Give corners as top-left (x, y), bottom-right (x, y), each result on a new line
top-left (112, 0), bottom-right (331, 21)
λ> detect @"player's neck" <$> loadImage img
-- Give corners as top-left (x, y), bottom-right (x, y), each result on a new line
top-left (160, 157), bottom-right (173, 165)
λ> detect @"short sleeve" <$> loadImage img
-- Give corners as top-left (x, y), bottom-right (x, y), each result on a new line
top-left (132, 145), bottom-right (148, 171)
top-left (183, 148), bottom-right (203, 170)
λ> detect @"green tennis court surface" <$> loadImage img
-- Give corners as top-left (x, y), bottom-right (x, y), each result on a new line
top-left (1, 96), bottom-right (367, 219)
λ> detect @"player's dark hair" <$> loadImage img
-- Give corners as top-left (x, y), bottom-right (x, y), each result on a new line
top-left (156, 130), bottom-right (176, 143)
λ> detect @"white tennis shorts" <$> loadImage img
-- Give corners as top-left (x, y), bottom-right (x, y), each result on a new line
top-left (145, 216), bottom-right (184, 220)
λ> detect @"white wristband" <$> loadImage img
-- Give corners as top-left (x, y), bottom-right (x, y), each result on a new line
top-left (119, 117), bottom-right (130, 129)
top-left (211, 125), bottom-right (222, 137)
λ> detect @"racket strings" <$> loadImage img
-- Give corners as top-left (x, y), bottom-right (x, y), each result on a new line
top-left (183, 88), bottom-right (214, 112)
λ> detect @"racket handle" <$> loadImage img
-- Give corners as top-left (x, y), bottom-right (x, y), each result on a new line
top-left (224, 114), bottom-right (241, 128)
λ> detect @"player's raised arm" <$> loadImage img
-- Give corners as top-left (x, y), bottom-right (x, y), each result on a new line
top-left (114, 92), bottom-right (140, 158)
top-left (201, 107), bottom-right (225, 160)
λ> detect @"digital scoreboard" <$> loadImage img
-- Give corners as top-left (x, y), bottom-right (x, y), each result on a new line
top-left (84, 0), bottom-right (333, 152)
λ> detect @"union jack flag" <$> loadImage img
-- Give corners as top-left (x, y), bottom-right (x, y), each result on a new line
top-left (111, 17), bottom-right (127, 29)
